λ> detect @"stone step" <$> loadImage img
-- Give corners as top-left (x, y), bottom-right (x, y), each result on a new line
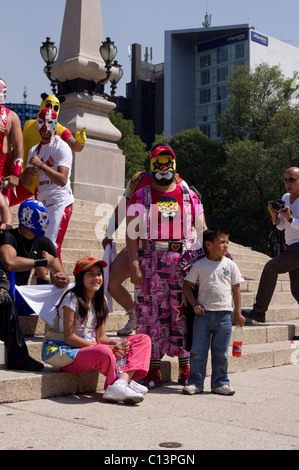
top-left (59, 242), bottom-right (276, 272)
top-left (240, 279), bottom-right (290, 293)
top-left (251, 305), bottom-right (299, 322)
top-left (241, 290), bottom-right (298, 307)
top-left (0, 336), bottom-right (297, 404)
top-left (19, 313), bottom-right (299, 344)
top-left (5, 199), bottom-right (297, 404)
top-left (18, 312), bottom-right (129, 337)
top-left (231, 251), bottom-right (269, 262)
top-left (62, 238), bottom-right (105, 251)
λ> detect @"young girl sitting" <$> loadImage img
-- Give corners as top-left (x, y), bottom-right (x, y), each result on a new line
top-left (52, 256), bottom-right (151, 404)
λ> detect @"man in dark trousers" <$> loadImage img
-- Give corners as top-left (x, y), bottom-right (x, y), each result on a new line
top-left (0, 199), bottom-right (69, 370)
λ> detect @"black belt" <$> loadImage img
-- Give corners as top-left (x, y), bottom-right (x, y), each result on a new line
top-left (140, 240), bottom-right (183, 253)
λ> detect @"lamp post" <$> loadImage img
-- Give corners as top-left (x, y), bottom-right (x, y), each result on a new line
top-left (110, 61), bottom-right (124, 96)
top-left (40, 35), bottom-right (123, 98)
top-left (96, 37), bottom-right (123, 96)
top-left (40, 37), bottom-right (60, 94)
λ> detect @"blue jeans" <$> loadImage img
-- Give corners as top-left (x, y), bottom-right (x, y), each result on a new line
top-left (189, 311), bottom-right (232, 389)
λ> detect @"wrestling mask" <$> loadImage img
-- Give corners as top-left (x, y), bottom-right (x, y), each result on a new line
top-left (37, 108), bottom-right (58, 137)
top-left (0, 79), bottom-right (7, 105)
top-left (40, 94), bottom-right (61, 115)
top-left (150, 143), bottom-right (176, 186)
top-left (18, 199), bottom-right (49, 237)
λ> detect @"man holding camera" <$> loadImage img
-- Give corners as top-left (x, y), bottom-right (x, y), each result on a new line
top-left (243, 167), bottom-right (299, 323)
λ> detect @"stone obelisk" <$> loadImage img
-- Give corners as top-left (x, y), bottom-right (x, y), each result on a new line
top-left (50, 0), bottom-right (125, 205)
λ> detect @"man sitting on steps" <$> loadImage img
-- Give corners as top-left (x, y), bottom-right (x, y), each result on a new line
top-left (0, 199), bottom-right (69, 370)
top-left (243, 167), bottom-right (299, 323)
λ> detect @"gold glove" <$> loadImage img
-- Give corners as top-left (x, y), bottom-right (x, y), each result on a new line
top-left (75, 127), bottom-right (87, 144)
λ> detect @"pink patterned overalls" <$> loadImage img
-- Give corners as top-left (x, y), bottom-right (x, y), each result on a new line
top-left (133, 183), bottom-right (203, 359)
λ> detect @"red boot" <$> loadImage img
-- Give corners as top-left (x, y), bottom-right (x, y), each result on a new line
top-left (178, 364), bottom-right (190, 385)
top-left (142, 366), bottom-right (162, 389)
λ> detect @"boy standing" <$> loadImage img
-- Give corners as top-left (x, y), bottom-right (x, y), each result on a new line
top-left (182, 228), bottom-right (245, 396)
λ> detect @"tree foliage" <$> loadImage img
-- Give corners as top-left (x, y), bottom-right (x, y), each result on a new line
top-left (168, 129), bottom-right (226, 225)
top-left (110, 63), bottom-right (299, 253)
top-left (217, 63), bottom-right (299, 253)
top-left (219, 63), bottom-right (299, 143)
top-left (109, 111), bottom-right (147, 183)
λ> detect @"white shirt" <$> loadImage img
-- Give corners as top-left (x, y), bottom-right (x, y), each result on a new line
top-left (277, 193), bottom-right (299, 245)
top-left (58, 292), bottom-right (97, 342)
top-left (27, 135), bottom-right (74, 208)
top-left (185, 256), bottom-right (244, 311)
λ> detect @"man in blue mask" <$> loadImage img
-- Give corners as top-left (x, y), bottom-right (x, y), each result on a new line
top-left (0, 199), bottom-right (69, 371)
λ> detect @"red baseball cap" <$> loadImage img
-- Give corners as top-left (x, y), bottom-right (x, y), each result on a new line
top-left (150, 143), bottom-right (176, 161)
top-left (73, 256), bottom-right (107, 277)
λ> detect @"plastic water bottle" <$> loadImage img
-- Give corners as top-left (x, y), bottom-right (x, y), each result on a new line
top-left (116, 338), bottom-right (127, 377)
top-left (232, 325), bottom-right (243, 357)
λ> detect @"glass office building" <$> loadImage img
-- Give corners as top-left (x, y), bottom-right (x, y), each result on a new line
top-left (196, 30), bottom-right (249, 138)
top-left (4, 102), bottom-right (39, 127)
top-left (165, 24), bottom-right (299, 140)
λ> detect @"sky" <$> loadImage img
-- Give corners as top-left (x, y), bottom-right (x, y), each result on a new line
top-left (2, 0), bottom-right (299, 105)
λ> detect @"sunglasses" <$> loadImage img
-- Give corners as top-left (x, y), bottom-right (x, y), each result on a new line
top-left (284, 177), bottom-right (299, 184)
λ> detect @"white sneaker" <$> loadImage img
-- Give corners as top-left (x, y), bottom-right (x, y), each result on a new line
top-left (128, 380), bottom-right (148, 395)
top-left (212, 385), bottom-right (235, 395)
top-left (183, 384), bottom-right (203, 395)
top-left (103, 380), bottom-right (144, 404)
top-left (117, 311), bottom-right (136, 336)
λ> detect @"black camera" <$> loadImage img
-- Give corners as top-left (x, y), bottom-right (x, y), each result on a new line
top-left (270, 199), bottom-right (286, 211)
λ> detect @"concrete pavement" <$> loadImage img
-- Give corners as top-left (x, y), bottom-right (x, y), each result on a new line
top-left (0, 363), bottom-right (298, 451)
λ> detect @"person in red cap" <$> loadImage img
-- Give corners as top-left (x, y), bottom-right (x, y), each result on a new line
top-left (0, 78), bottom-right (24, 204)
top-left (102, 143), bottom-right (184, 337)
top-left (45, 256), bottom-right (151, 405)
top-left (126, 143), bottom-right (207, 389)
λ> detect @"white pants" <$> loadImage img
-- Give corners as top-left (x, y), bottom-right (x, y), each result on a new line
top-left (44, 202), bottom-right (66, 247)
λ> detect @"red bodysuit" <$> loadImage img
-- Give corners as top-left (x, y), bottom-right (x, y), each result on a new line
top-left (0, 106), bottom-right (23, 201)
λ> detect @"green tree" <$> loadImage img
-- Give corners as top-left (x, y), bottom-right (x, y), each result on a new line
top-left (109, 111), bottom-right (147, 183)
top-left (219, 63), bottom-right (299, 143)
top-left (218, 63), bottom-right (299, 252)
top-left (168, 128), bottom-right (226, 225)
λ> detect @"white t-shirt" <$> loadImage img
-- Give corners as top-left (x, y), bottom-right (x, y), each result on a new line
top-left (27, 135), bottom-right (74, 208)
top-left (185, 256), bottom-right (244, 311)
top-left (57, 291), bottom-right (97, 342)
top-left (277, 193), bottom-right (299, 245)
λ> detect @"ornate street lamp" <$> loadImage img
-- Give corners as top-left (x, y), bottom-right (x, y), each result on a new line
top-left (96, 37), bottom-right (123, 96)
top-left (40, 37), bottom-right (60, 94)
top-left (40, 35), bottom-right (122, 97)
top-left (110, 61), bottom-right (123, 96)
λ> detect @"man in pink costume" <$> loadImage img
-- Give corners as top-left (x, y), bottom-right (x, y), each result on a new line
top-left (0, 79), bottom-right (23, 203)
top-left (126, 143), bottom-right (207, 388)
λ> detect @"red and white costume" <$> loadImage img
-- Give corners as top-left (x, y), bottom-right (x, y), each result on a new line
top-left (0, 105), bottom-right (23, 202)
top-left (27, 110), bottom-right (74, 261)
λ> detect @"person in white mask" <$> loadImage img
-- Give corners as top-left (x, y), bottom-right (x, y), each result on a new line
top-left (0, 78), bottom-right (24, 204)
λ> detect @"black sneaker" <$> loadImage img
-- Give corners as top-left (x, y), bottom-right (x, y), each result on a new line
top-left (242, 309), bottom-right (266, 323)
top-left (7, 359), bottom-right (44, 371)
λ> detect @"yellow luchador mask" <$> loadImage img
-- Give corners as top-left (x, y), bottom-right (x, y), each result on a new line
top-left (40, 94), bottom-right (61, 115)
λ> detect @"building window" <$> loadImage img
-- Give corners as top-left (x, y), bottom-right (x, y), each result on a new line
top-left (200, 124), bottom-right (211, 138)
top-left (200, 70), bottom-right (210, 86)
top-left (215, 102), bottom-right (228, 118)
top-left (217, 66), bottom-right (228, 83)
top-left (217, 47), bottom-right (228, 64)
top-left (197, 105), bottom-right (209, 123)
top-left (235, 43), bottom-right (245, 60)
top-left (200, 54), bottom-right (211, 68)
top-left (234, 61), bottom-right (245, 68)
top-left (217, 84), bottom-right (227, 101)
top-left (199, 89), bottom-right (211, 104)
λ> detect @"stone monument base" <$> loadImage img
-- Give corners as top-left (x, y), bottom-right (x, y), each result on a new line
top-left (71, 138), bottom-right (125, 205)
